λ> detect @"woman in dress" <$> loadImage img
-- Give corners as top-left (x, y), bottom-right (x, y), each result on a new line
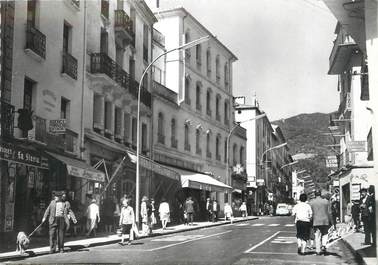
top-left (292, 193), bottom-right (313, 255)
top-left (158, 198), bottom-right (170, 230)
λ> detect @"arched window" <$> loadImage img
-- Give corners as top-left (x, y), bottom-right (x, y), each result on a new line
top-left (239, 146), bottom-right (245, 166)
top-left (216, 134), bottom-right (221, 161)
top-left (224, 63), bottom-right (229, 89)
top-left (171, 119), bottom-right (177, 148)
top-left (216, 94), bottom-right (221, 121)
top-left (224, 100), bottom-right (229, 125)
top-left (185, 31), bottom-right (191, 61)
top-left (185, 76), bottom-right (191, 105)
top-left (206, 132), bottom-right (211, 158)
top-left (233, 143), bottom-right (238, 165)
top-left (184, 124), bottom-right (190, 151)
top-left (196, 44), bottom-right (202, 67)
top-left (196, 82), bottom-right (201, 111)
top-left (206, 48), bottom-right (211, 76)
top-left (215, 55), bottom-right (220, 83)
top-left (157, 112), bottom-right (165, 144)
top-left (206, 88), bottom-right (212, 116)
top-left (224, 138), bottom-right (228, 163)
top-left (196, 129), bottom-right (201, 155)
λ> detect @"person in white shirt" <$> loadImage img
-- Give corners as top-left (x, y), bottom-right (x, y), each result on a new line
top-left (119, 198), bottom-right (135, 245)
top-left (159, 198), bottom-right (170, 230)
top-left (292, 193), bottom-right (313, 255)
top-left (86, 199), bottom-right (100, 237)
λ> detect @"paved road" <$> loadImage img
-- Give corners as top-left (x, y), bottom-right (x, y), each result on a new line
top-left (7, 217), bottom-right (361, 265)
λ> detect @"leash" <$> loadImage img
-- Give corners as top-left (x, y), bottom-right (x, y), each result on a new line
top-left (28, 222), bottom-right (44, 238)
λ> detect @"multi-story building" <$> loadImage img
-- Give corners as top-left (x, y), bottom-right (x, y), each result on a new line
top-left (147, 4), bottom-right (245, 218)
top-left (235, 98), bottom-right (293, 215)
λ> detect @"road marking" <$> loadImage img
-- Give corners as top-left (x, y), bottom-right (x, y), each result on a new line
top-left (147, 230), bottom-right (232, 251)
top-left (236, 223), bottom-right (249, 226)
top-left (284, 224), bottom-right (295, 227)
top-left (244, 231), bottom-right (280, 253)
top-left (267, 224), bottom-right (279, 226)
top-left (251, 223), bottom-right (264, 226)
top-left (248, 251), bottom-right (297, 255)
top-left (247, 258), bottom-right (338, 264)
top-left (151, 235), bottom-right (203, 242)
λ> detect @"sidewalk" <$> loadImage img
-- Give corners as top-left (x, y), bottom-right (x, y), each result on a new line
top-left (341, 231), bottom-right (377, 265)
top-left (0, 216), bottom-right (257, 262)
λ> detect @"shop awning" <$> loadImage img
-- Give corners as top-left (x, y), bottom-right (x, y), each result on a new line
top-left (126, 151), bottom-right (180, 181)
top-left (46, 152), bottom-right (106, 182)
top-left (166, 167), bottom-right (232, 192)
top-left (232, 189), bottom-right (242, 194)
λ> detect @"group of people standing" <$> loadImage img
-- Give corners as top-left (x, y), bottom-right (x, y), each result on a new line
top-left (205, 198), bottom-right (220, 222)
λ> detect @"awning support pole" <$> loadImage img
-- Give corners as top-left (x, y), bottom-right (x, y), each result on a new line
top-left (100, 156), bottom-right (126, 197)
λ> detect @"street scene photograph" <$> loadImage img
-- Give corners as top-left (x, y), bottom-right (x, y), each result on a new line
top-left (0, 0), bottom-right (377, 264)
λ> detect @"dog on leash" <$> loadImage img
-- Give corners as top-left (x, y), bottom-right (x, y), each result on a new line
top-left (16, 232), bottom-right (30, 254)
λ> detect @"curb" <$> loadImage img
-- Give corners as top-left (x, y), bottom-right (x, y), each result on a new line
top-left (0, 217), bottom-right (258, 262)
top-left (340, 236), bottom-right (367, 265)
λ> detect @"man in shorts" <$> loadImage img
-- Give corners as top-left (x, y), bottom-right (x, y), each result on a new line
top-left (310, 190), bottom-right (332, 255)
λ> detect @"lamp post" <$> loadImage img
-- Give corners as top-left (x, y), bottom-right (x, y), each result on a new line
top-left (226, 113), bottom-right (266, 187)
top-left (280, 160), bottom-right (298, 170)
top-left (135, 35), bottom-right (210, 223)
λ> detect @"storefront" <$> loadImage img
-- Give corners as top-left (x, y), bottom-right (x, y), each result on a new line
top-left (231, 169), bottom-right (247, 215)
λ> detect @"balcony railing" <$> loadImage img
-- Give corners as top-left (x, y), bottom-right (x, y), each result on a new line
top-left (171, 137), bottom-right (178, 148)
top-left (128, 79), bottom-right (151, 108)
top-left (153, 28), bottom-right (165, 47)
top-left (114, 10), bottom-right (134, 46)
top-left (158, 133), bottom-right (165, 144)
top-left (0, 100), bottom-right (15, 138)
top-left (72, 0), bottom-right (80, 7)
top-left (101, 0), bottom-right (109, 19)
top-left (25, 21), bottom-right (46, 59)
top-left (62, 52), bottom-right (78, 80)
top-left (90, 53), bottom-right (129, 90)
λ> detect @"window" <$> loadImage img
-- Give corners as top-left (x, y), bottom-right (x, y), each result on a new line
top-left (233, 143), bottom-right (238, 165)
top-left (104, 101), bottom-right (113, 138)
top-left (216, 134), bottom-right (221, 161)
top-left (131, 117), bottom-right (137, 148)
top-left (216, 95), bottom-right (221, 121)
top-left (184, 124), bottom-right (190, 151)
top-left (206, 48), bottom-right (211, 76)
top-left (196, 129), bottom-right (201, 155)
top-left (114, 107), bottom-right (122, 138)
top-left (224, 63), bottom-right (229, 89)
top-left (143, 24), bottom-right (149, 62)
top-left (100, 29), bottom-right (108, 55)
top-left (215, 55), bottom-right (220, 83)
top-left (24, 78), bottom-right (35, 111)
top-left (196, 44), bottom-right (202, 67)
top-left (129, 57), bottom-right (135, 80)
top-left (117, 0), bottom-right (123, 9)
top-left (124, 113), bottom-right (130, 144)
top-left (27, 0), bottom-right (37, 26)
top-left (185, 76), bottom-right (191, 105)
top-left (240, 146), bottom-right (245, 166)
top-left (63, 22), bottom-right (72, 54)
top-left (224, 139), bottom-right (227, 163)
top-left (93, 94), bottom-right (103, 132)
top-left (157, 112), bottom-right (165, 144)
top-left (116, 44), bottom-right (124, 67)
top-left (206, 132), bottom-right (211, 158)
top-left (171, 119), bottom-right (177, 148)
top-left (196, 83), bottom-right (201, 111)
top-left (185, 31), bottom-right (191, 60)
top-left (101, 0), bottom-right (109, 19)
top-left (224, 100), bottom-right (229, 125)
top-left (60, 97), bottom-right (70, 123)
top-left (142, 123), bottom-right (147, 153)
top-left (206, 89), bottom-right (212, 116)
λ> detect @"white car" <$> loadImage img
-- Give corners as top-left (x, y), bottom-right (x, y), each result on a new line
top-left (275, 203), bottom-right (290, 216)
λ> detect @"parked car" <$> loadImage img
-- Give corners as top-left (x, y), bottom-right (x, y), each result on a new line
top-left (275, 203), bottom-right (290, 216)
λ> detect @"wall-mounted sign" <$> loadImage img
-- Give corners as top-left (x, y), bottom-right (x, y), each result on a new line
top-left (351, 184), bottom-right (361, 201)
top-left (333, 180), bottom-right (339, 187)
top-left (326, 155), bottom-right (338, 168)
top-left (0, 141), bottom-right (48, 168)
top-left (49, 119), bottom-right (66, 134)
top-left (256, 179), bottom-right (265, 186)
top-left (347, 141), bottom-right (367, 152)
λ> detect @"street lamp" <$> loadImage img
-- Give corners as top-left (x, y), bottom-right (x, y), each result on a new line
top-left (226, 113), bottom-right (266, 186)
top-left (280, 160), bottom-right (298, 170)
top-left (260, 142), bottom-right (287, 165)
top-left (135, 35), bottom-right (210, 224)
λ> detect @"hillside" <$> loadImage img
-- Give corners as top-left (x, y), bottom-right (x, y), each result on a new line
top-left (273, 112), bottom-right (336, 189)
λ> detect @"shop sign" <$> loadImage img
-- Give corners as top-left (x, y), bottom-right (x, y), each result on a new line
top-left (140, 158), bottom-right (180, 181)
top-left (326, 155), bottom-right (338, 168)
top-left (256, 179), bottom-right (265, 186)
top-left (67, 165), bottom-right (105, 182)
top-left (0, 142), bottom-right (48, 168)
top-left (49, 119), bottom-right (66, 134)
top-left (333, 180), bottom-right (339, 187)
top-left (351, 184), bottom-right (361, 201)
top-left (347, 141), bottom-right (367, 152)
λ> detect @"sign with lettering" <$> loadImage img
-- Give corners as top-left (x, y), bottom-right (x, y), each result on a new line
top-left (326, 155), bottom-right (338, 168)
top-left (0, 141), bottom-right (48, 168)
top-left (49, 119), bottom-right (66, 134)
top-left (351, 184), bottom-right (361, 201)
top-left (256, 179), bottom-right (265, 186)
top-left (347, 141), bottom-right (367, 152)
top-left (66, 165), bottom-right (105, 182)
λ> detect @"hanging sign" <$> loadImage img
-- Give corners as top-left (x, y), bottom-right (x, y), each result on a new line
top-left (49, 119), bottom-right (66, 134)
top-left (347, 141), bottom-right (367, 152)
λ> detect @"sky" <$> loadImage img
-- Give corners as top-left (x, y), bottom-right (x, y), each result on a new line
top-left (156, 0), bottom-right (339, 121)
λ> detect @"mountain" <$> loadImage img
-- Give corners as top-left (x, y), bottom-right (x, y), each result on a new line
top-left (273, 112), bottom-right (336, 189)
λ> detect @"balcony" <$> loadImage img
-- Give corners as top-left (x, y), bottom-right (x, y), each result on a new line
top-left (171, 137), bottom-right (178, 148)
top-left (153, 28), bottom-right (165, 47)
top-left (328, 30), bottom-right (358, 75)
top-left (25, 22), bottom-right (46, 59)
top-left (158, 133), bottom-right (165, 145)
top-left (101, 0), bottom-right (109, 19)
top-left (62, 52), bottom-right (78, 80)
top-left (90, 53), bottom-right (129, 90)
top-left (0, 100), bottom-right (15, 138)
top-left (114, 10), bottom-right (134, 47)
top-left (128, 79), bottom-right (151, 108)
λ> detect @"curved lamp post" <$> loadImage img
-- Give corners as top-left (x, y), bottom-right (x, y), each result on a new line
top-left (260, 142), bottom-right (287, 166)
top-left (135, 35), bottom-right (210, 223)
top-left (280, 160), bottom-right (298, 170)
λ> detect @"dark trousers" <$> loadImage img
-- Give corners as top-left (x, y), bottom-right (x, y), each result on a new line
top-left (352, 215), bottom-right (360, 230)
top-left (207, 211), bottom-right (212, 222)
top-left (49, 217), bottom-right (66, 251)
top-left (362, 216), bottom-right (376, 244)
top-left (212, 211), bottom-right (218, 222)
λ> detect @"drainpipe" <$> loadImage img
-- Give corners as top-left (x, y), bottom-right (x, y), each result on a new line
top-left (180, 13), bottom-right (188, 104)
top-left (80, 0), bottom-right (87, 160)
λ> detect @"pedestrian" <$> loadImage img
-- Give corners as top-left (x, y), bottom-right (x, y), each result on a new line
top-left (150, 198), bottom-right (157, 229)
top-left (103, 196), bottom-right (115, 233)
top-left (113, 197), bottom-right (121, 233)
top-left (185, 197), bottom-right (194, 226)
top-left (330, 197), bottom-right (339, 230)
top-left (42, 191), bottom-right (70, 253)
top-left (206, 198), bottom-right (212, 222)
top-left (140, 196), bottom-right (152, 235)
top-left (159, 198), bottom-right (170, 230)
top-left (239, 202), bottom-right (247, 218)
top-left (367, 185), bottom-right (376, 246)
top-left (345, 200), bottom-right (353, 231)
top-left (224, 203), bottom-right (233, 223)
top-left (360, 186), bottom-right (376, 245)
top-left (86, 199), bottom-right (100, 237)
top-left (309, 190), bottom-right (332, 255)
top-left (351, 200), bottom-right (360, 232)
top-left (212, 199), bottom-right (218, 222)
top-left (119, 198), bottom-right (135, 246)
top-left (292, 193), bottom-right (313, 255)
top-left (62, 192), bottom-right (77, 233)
